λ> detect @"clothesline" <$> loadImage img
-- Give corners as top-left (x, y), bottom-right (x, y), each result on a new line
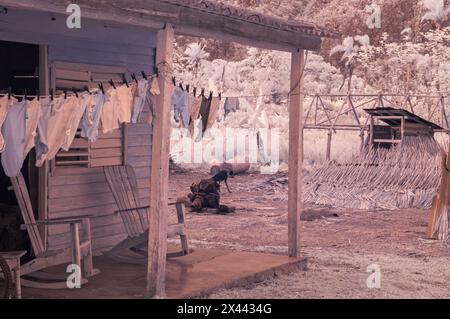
top-left (3, 60), bottom-right (449, 101)
top-left (2, 89), bottom-right (449, 101)
top-left (0, 71), bottom-right (163, 178)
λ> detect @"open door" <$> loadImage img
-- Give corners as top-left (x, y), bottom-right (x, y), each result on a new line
top-left (0, 40), bottom-right (40, 254)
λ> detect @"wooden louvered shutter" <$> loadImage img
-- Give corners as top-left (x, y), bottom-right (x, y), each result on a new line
top-left (50, 61), bottom-right (127, 169)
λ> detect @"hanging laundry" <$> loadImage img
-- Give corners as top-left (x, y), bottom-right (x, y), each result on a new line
top-left (0, 95), bottom-right (18, 153)
top-left (224, 97), bottom-right (240, 117)
top-left (61, 93), bottom-right (88, 150)
top-left (23, 97), bottom-right (41, 157)
top-left (131, 78), bottom-right (149, 123)
top-left (143, 77), bottom-right (161, 126)
top-left (116, 84), bottom-right (134, 124)
top-left (101, 87), bottom-right (120, 134)
top-left (150, 77), bottom-right (160, 96)
top-left (216, 97), bottom-right (226, 123)
top-left (144, 94), bottom-right (155, 126)
top-left (35, 95), bottom-right (81, 167)
top-left (206, 97), bottom-right (220, 130)
top-left (80, 90), bottom-right (107, 142)
top-left (172, 87), bottom-right (190, 128)
top-left (188, 95), bottom-right (202, 137)
top-left (198, 96), bottom-right (212, 134)
top-left (35, 97), bottom-right (52, 165)
top-left (1, 100), bottom-right (27, 177)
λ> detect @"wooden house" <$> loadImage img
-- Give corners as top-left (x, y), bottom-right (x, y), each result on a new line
top-left (0, 0), bottom-right (338, 297)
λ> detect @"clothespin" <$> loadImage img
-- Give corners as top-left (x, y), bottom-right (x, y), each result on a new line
top-left (109, 80), bottom-right (116, 90)
top-left (23, 89), bottom-right (28, 119)
top-left (186, 85), bottom-right (190, 93)
top-left (172, 76), bottom-right (177, 86)
top-left (209, 91), bottom-right (213, 100)
top-left (84, 85), bottom-right (91, 95)
top-left (50, 88), bottom-right (54, 101)
top-left (7, 87), bottom-right (11, 100)
top-left (193, 88), bottom-right (197, 97)
top-left (131, 73), bottom-right (138, 84)
top-left (141, 71), bottom-right (148, 80)
top-left (179, 83), bottom-right (184, 91)
top-left (64, 90), bottom-right (67, 99)
top-left (219, 92), bottom-right (222, 101)
top-left (72, 88), bottom-right (79, 98)
top-left (98, 83), bottom-right (105, 94)
top-left (201, 88), bottom-right (205, 97)
top-left (155, 67), bottom-right (160, 77)
top-left (36, 88), bottom-right (40, 101)
top-left (122, 74), bottom-right (129, 87)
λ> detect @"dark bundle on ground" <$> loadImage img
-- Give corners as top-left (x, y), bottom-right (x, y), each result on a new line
top-left (188, 179), bottom-right (221, 211)
top-left (187, 171), bottom-right (235, 214)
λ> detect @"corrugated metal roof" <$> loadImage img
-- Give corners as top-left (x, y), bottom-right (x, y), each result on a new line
top-left (364, 107), bottom-right (442, 130)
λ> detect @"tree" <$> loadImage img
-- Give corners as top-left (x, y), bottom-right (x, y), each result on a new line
top-left (420, 0), bottom-right (450, 28)
top-left (330, 35), bottom-right (370, 91)
top-left (184, 43), bottom-right (210, 77)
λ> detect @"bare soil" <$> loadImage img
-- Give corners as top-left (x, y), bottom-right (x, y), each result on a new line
top-left (168, 170), bottom-right (450, 299)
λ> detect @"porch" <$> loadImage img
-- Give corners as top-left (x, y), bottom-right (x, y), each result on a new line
top-left (21, 246), bottom-right (306, 299)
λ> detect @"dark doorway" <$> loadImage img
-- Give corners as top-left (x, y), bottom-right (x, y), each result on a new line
top-left (0, 40), bottom-right (40, 253)
top-left (0, 40), bottom-right (39, 95)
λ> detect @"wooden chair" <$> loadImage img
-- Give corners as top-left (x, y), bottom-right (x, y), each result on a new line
top-left (7, 173), bottom-right (99, 289)
top-left (0, 251), bottom-right (26, 298)
top-left (103, 165), bottom-right (189, 265)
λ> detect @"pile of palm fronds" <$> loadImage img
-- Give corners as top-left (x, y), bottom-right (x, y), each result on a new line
top-left (304, 136), bottom-right (443, 210)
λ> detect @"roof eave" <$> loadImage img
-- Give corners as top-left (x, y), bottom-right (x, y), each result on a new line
top-left (0, 0), bottom-right (329, 52)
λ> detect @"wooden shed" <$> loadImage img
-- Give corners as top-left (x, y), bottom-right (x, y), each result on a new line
top-left (0, 0), bottom-right (338, 298)
top-left (365, 107), bottom-right (442, 149)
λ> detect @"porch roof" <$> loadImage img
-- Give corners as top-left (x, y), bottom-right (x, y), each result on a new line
top-left (0, 0), bottom-right (339, 52)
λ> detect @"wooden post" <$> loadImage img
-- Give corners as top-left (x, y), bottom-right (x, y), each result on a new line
top-left (369, 116), bottom-right (374, 147)
top-left (70, 223), bottom-right (81, 269)
top-left (146, 24), bottom-right (174, 298)
top-left (441, 96), bottom-right (449, 129)
top-left (288, 49), bottom-right (304, 258)
top-left (175, 203), bottom-right (189, 255)
top-left (38, 44), bottom-right (49, 250)
top-left (359, 129), bottom-right (365, 155)
top-left (326, 131), bottom-right (332, 161)
top-left (400, 117), bottom-right (405, 142)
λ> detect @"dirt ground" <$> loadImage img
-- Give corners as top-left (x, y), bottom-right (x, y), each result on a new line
top-left (168, 169), bottom-right (450, 299)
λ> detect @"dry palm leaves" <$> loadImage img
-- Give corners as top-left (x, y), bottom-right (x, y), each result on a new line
top-left (303, 136), bottom-right (442, 210)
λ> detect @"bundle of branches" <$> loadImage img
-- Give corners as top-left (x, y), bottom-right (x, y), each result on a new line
top-left (428, 145), bottom-right (450, 242)
top-left (304, 136), bottom-right (443, 210)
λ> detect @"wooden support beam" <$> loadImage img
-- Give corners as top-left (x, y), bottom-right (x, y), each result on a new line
top-left (146, 24), bottom-right (174, 299)
top-left (288, 49), bottom-right (304, 258)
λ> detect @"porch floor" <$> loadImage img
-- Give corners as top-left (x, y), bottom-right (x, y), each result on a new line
top-left (21, 248), bottom-right (307, 299)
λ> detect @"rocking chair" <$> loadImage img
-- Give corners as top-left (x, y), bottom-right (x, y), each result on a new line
top-left (103, 165), bottom-right (189, 265)
top-left (7, 173), bottom-right (99, 289)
